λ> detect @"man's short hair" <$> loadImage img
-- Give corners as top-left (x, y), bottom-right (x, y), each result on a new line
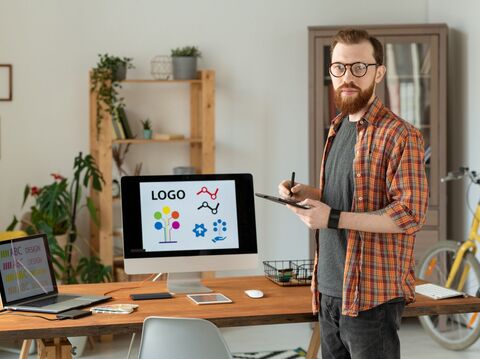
top-left (331, 28), bottom-right (384, 66)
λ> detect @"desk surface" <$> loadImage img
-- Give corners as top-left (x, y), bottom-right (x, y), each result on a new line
top-left (1, 276), bottom-right (480, 340)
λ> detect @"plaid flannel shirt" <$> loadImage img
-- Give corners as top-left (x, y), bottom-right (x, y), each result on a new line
top-left (312, 97), bottom-right (429, 317)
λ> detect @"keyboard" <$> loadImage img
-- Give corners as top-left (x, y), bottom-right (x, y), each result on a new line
top-left (23, 294), bottom-right (79, 307)
top-left (415, 283), bottom-right (465, 300)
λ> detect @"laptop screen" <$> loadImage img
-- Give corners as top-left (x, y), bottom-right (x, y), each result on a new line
top-left (0, 234), bottom-right (57, 304)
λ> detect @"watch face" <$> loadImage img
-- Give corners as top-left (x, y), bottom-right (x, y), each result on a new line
top-left (112, 179), bottom-right (120, 197)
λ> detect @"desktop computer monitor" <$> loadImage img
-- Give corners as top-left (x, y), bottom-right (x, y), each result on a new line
top-left (121, 173), bottom-right (258, 293)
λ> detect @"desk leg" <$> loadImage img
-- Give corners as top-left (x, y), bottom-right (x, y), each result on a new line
top-left (36, 338), bottom-right (72, 359)
top-left (306, 322), bottom-right (320, 359)
top-left (19, 340), bottom-right (33, 359)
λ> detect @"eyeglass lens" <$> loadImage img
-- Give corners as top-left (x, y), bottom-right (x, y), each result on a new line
top-left (329, 62), bottom-right (372, 77)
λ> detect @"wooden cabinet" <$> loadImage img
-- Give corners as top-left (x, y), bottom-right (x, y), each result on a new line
top-left (308, 24), bottom-right (447, 262)
top-left (89, 70), bottom-right (215, 278)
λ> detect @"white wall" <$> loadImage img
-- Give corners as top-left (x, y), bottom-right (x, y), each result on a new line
top-left (0, 0), bottom-right (428, 274)
top-left (427, 0), bottom-right (480, 253)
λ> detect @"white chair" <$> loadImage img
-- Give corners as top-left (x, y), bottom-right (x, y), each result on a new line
top-left (138, 316), bottom-right (233, 359)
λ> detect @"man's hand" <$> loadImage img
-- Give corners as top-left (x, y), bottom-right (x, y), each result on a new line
top-left (278, 181), bottom-right (320, 202)
top-left (286, 199), bottom-right (331, 229)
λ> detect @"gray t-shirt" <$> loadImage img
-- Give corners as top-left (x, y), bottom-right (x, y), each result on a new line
top-left (317, 116), bottom-right (356, 298)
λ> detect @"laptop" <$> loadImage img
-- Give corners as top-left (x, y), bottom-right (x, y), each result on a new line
top-left (0, 233), bottom-right (111, 314)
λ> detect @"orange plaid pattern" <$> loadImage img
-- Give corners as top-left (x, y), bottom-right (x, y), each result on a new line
top-left (312, 97), bottom-right (429, 317)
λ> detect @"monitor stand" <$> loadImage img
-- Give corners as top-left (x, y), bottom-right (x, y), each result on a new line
top-left (167, 272), bottom-right (213, 293)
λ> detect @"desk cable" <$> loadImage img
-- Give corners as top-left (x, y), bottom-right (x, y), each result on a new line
top-left (0, 310), bottom-right (60, 321)
top-left (103, 273), bottom-right (158, 296)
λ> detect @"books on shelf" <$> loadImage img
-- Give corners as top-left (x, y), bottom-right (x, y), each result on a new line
top-left (112, 107), bottom-right (135, 139)
top-left (117, 107), bottom-right (134, 139)
top-left (424, 146), bottom-right (431, 164)
top-left (153, 133), bottom-right (185, 140)
top-left (112, 114), bottom-right (125, 139)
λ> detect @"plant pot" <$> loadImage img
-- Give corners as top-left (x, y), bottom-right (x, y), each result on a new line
top-left (172, 57), bottom-right (198, 80)
top-left (143, 129), bottom-right (152, 139)
top-left (114, 63), bottom-right (127, 81)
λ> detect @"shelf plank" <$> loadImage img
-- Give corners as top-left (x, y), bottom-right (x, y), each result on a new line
top-left (113, 138), bottom-right (202, 144)
top-left (121, 79), bottom-right (202, 84)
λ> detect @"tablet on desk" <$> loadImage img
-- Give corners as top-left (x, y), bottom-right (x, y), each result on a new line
top-left (187, 293), bottom-right (232, 305)
top-left (255, 192), bottom-right (310, 209)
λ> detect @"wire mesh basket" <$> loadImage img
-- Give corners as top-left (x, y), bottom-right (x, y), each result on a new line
top-left (263, 259), bottom-right (314, 286)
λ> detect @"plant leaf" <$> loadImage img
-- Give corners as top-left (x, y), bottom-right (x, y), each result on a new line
top-left (6, 216), bottom-right (18, 231)
top-left (86, 197), bottom-right (100, 226)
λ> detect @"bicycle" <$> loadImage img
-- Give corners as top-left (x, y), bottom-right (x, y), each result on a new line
top-left (417, 167), bottom-right (480, 350)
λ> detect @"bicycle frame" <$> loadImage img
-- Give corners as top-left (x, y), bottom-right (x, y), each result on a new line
top-left (445, 201), bottom-right (480, 290)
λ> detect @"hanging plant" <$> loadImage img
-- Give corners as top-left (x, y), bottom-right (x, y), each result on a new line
top-left (91, 54), bottom-right (134, 136)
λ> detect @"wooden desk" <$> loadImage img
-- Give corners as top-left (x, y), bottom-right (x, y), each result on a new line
top-left (1, 276), bottom-right (479, 358)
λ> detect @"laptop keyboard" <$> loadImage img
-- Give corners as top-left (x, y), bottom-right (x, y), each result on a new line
top-left (24, 294), bottom-right (79, 307)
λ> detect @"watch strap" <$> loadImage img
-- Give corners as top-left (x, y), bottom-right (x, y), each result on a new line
top-left (327, 208), bottom-right (342, 229)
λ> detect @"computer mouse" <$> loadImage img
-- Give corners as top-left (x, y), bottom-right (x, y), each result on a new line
top-left (244, 289), bottom-right (264, 299)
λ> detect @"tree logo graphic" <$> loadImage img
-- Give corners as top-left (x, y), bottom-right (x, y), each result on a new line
top-left (153, 206), bottom-right (180, 243)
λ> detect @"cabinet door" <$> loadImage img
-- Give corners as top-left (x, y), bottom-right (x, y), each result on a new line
top-left (381, 35), bottom-right (438, 206)
top-left (309, 36), bottom-right (334, 189)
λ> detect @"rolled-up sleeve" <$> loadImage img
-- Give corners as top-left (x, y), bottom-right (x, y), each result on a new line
top-left (384, 127), bottom-right (429, 235)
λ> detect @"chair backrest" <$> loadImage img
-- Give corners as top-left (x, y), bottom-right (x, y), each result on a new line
top-left (138, 316), bottom-right (233, 359)
top-left (0, 231), bottom-right (27, 242)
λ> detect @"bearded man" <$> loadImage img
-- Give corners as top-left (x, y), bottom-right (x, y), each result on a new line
top-left (278, 29), bottom-right (429, 359)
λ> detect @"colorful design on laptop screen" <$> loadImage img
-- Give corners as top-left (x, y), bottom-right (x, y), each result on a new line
top-left (139, 180), bottom-right (240, 252)
top-left (0, 236), bottom-right (54, 302)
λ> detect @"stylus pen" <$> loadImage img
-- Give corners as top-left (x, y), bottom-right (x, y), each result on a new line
top-left (290, 171), bottom-right (295, 196)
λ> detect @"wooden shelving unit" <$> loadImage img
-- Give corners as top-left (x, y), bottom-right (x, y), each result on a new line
top-left (89, 70), bottom-right (215, 279)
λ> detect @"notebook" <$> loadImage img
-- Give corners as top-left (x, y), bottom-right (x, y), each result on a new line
top-left (415, 283), bottom-right (465, 300)
top-left (0, 233), bottom-right (111, 314)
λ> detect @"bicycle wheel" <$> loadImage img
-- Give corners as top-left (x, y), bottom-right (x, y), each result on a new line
top-left (416, 240), bottom-right (480, 350)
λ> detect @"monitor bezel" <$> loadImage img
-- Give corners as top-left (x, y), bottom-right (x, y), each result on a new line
top-left (120, 173), bottom-right (258, 260)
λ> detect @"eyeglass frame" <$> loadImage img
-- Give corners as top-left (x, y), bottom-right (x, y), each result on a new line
top-left (329, 62), bottom-right (378, 78)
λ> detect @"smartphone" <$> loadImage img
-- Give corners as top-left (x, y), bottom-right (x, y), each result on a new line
top-left (56, 309), bottom-right (92, 320)
top-left (130, 292), bottom-right (173, 300)
top-left (255, 193), bottom-right (310, 209)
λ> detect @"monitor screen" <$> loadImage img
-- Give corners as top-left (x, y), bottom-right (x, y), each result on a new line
top-left (0, 234), bottom-right (57, 304)
top-left (121, 173), bottom-right (258, 292)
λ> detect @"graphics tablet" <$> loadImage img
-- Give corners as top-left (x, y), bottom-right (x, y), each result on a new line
top-left (187, 293), bottom-right (232, 305)
top-left (255, 193), bottom-right (310, 209)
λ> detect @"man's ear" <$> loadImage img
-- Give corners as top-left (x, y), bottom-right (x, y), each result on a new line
top-left (375, 65), bottom-right (386, 84)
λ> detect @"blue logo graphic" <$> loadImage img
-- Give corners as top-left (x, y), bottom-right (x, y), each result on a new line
top-left (212, 219), bottom-right (227, 243)
top-left (192, 223), bottom-right (208, 237)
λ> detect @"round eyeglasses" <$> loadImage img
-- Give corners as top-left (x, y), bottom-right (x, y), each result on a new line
top-left (329, 62), bottom-right (378, 78)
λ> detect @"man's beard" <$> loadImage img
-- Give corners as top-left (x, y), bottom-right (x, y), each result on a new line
top-left (334, 80), bottom-right (375, 115)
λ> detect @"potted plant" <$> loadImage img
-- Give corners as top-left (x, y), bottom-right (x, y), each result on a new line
top-left (91, 54), bottom-right (134, 136)
top-left (7, 152), bottom-right (112, 284)
top-left (141, 118), bottom-right (153, 139)
top-left (170, 46), bottom-right (202, 80)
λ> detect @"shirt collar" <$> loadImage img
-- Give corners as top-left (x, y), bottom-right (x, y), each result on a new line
top-left (361, 96), bottom-right (384, 126)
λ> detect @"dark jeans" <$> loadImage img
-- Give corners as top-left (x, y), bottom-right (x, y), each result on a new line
top-left (318, 294), bottom-right (405, 359)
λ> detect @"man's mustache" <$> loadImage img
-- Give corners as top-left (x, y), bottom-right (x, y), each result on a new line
top-left (339, 82), bottom-right (361, 90)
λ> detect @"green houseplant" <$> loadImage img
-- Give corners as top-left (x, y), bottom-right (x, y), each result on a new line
top-left (141, 118), bottom-right (152, 139)
top-left (170, 46), bottom-right (202, 80)
top-left (7, 152), bottom-right (112, 284)
top-left (91, 54), bottom-right (134, 136)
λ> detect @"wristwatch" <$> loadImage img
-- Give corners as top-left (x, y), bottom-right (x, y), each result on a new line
top-left (327, 208), bottom-right (342, 229)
